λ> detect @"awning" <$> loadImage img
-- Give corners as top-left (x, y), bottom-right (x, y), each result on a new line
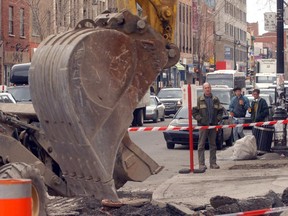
top-left (175, 62), bottom-right (185, 71)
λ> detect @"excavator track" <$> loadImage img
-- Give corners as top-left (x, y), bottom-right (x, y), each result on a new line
top-left (29, 10), bottom-right (179, 201)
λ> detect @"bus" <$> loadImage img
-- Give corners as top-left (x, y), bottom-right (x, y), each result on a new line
top-left (7, 63), bottom-right (31, 102)
top-left (206, 70), bottom-right (246, 90)
top-left (10, 62), bottom-right (30, 85)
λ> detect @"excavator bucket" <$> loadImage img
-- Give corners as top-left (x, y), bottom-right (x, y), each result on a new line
top-left (29, 10), bottom-right (179, 201)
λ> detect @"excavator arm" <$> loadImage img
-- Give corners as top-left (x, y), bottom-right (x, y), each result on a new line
top-left (27, 1), bottom-right (180, 202)
top-left (117, 0), bottom-right (177, 43)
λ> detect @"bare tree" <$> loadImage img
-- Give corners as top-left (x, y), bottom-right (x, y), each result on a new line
top-left (193, 2), bottom-right (217, 83)
top-left (25, 0), bottom-right (93, 41)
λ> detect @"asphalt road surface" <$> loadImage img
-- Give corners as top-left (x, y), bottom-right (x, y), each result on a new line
top-left (120, 118), bottom-right (252, 193)
top-left (121, 118), bottom-right (196, 193)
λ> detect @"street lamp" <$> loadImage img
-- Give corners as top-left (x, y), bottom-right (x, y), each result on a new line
top-left (234, 39), bottom-right (240, 70)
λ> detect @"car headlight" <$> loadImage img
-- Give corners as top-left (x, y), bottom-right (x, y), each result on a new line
top-left (177, 100), bottom-right (182, 105)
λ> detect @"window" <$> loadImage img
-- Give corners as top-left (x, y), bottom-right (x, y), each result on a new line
top-left (225, 0), bottom-right (228, 13)
top-left (9, 6), bottom-right (14, 35)
top-left (20, 8), bottom-right (24, 37)
top-left (225, 23), bottom-right (229, 35)
top-left (32, 8), bottom-right (39, 36)
top-left (230, 25), bottom-right (233, 37)
top-left (47, 10), bottom-right (51, 35)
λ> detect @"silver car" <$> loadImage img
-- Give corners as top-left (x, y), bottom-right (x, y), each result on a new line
top-left (145, 96), bottom-right (165, 123)
top-left (0, 92), bottom-right (16, 103)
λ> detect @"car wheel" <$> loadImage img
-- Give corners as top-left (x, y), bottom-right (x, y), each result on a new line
top-left (153, 112), bottom-right (158, 123)
top-left (216, 129), bottom-right (224, 150)
top-left (166, 142), bottom-right (175, 149)
top-left (132, 109), bottom-right (144, 126)
top-left (225, 131), bottom-right (233, 146)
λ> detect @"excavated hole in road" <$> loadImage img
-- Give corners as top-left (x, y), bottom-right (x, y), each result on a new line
top-left (77, 192), bottom-right (172, 216)
top-left (48, 191), bottom-right (180, 216)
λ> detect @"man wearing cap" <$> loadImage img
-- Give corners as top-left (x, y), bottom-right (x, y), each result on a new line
top-left (229, 87), bottom-right (250, 142)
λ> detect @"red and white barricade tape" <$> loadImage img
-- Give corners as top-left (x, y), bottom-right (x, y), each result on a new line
top-left (217, 206), bottom-right (288, 216)
top-left (128, 119), bottom-right (288, 132)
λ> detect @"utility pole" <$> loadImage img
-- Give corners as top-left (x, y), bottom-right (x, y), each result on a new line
top-left (272, 0), bottom-right (288, 155)
top-left (277, 0), bottom-right (285, 76)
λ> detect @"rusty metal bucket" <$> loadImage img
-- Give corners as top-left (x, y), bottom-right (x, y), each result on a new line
top-left (29, 11), bottom-right (179, 200)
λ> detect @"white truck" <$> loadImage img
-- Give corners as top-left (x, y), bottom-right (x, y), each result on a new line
top-left (182, 84), bottom-right (233, 111)
top-left (255, 59), bottom-right (276, 89)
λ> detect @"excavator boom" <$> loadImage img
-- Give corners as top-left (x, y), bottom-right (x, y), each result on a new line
top-left (117, 0), bottom-right (177, 43)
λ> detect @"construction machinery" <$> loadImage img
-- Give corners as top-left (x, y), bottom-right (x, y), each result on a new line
top-left (0, 1), bottom-right (179, 215)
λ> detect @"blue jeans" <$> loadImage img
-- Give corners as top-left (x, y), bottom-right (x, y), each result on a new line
top-left (233, 118), bottom-right (245, 142)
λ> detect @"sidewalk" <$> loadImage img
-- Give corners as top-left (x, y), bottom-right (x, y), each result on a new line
top-left (152, 148), bottom-right (288, 214)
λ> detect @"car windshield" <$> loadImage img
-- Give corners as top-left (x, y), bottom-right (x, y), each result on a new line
top-left (247, 95), bottom-right (271, 105)
top-left (7, 86), bottom-right (31, 102)
top-left (206, 74), bottom-right (234, 88)
top-left (196, 89), bottom-right (231, 105)
top-left (259, 89), bottom-right (275, 104)
top-left (174, 107), bottom-right (188, 119)
top-left (157, 89), bottom-right (182, 98)
top-left (256, 76), bottom-right (276, 83)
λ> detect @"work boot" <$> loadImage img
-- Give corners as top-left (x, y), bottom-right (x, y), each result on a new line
top-left (210, 164), bottom-right (220, 169)
top-left (199, 164), bottom-right (207, 170)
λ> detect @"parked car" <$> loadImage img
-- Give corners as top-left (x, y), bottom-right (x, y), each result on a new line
top-left (145, 96), bottom-right (165, 123)
top-left (157, 87), bottom-right (182, 116)
top-left (7, 86), bottom-right (31, 103)
top-left (0, 92), bottom-right (16, 103)
top-left (163, 106), bottom-right (233, 150)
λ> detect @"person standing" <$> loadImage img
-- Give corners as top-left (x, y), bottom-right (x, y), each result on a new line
top-left (229, 87), bottom-right (250, 142)
top-left (193, 82), bottom-right (223, 170)
top-left (250, 89), bottom-right (269, 122)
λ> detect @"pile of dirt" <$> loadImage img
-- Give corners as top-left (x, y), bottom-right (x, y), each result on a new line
top-left (79, 201), bottom-right (171, 216)
top-left (190, 189), bottom-right (288, 215)
top-left (47, 192), bottom-right (184, 216)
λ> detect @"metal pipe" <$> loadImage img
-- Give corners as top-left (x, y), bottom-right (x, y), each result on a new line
top-left (277, 0), bottom-right (284, 75)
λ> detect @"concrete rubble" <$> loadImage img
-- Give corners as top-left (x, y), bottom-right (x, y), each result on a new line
top-left (152, 147), bottom-right (288, 215)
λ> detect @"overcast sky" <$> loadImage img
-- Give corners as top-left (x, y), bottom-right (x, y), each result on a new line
top-left (247, 0), bottom-right (276, 34)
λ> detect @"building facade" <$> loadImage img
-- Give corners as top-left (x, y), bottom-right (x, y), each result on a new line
top-left (0, 0), bottom-right (194, 87)
top-left (1, 0), bottom-right (30, 84)
top-left (214, 0), bottom-right (247, 71)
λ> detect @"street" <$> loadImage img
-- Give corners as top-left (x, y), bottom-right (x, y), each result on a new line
top-left (122, 118), bottom-right (191, 193)
top-left (121, 118), bottom-right (252, 193)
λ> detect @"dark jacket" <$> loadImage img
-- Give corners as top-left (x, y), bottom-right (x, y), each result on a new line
top-left (250, 97), bottom-right (269, 122)
top-left (229, 95), bottom-right (250, 117)
top-left (193, 94), bottom-right (223, 126)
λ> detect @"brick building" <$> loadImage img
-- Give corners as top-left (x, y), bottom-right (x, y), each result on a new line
top-left (0, 0), bottom-right (195, 88)
top-left (0, 0), bottom-right (30, 85)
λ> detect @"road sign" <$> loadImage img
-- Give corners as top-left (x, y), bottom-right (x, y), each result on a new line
top-left (264, 12), bottom-right (277, 32)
